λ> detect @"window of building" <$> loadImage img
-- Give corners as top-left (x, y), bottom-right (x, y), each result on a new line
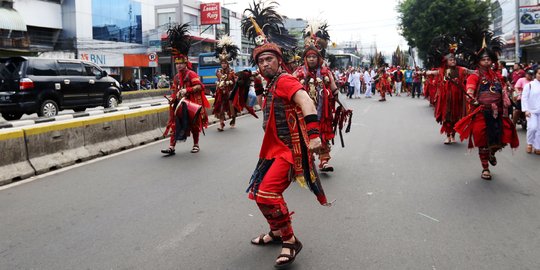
top-left (157, 12), bottom-right (176, 27)
top-left (92, 0), bottom-right (142, 44)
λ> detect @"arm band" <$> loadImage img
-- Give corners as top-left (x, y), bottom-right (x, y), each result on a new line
top-left (305, 116), bottom-right (320, 140)
top-left (304, 114), bottom-right (318, 124)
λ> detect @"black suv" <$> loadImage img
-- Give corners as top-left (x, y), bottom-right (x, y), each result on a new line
top-left (0, 57), bottom-right (122, 120)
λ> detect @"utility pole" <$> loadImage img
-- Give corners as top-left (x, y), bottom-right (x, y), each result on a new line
top-left (171, 0), bottom-right (184, 78)
top-left (516, 0), bottom-right (521, 63)
top-left (177, 0), bottom-right (184, 25)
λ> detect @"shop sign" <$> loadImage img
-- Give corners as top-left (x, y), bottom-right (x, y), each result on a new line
top-left (80, 51), bottom-right (124, 67)
top-left (200, 3), bottom-right (221, 25)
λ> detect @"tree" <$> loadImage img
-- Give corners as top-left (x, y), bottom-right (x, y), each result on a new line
top-left (397, 0), bottom-right (491, 61)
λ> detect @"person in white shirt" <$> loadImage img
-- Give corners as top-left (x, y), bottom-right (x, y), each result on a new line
top-left (522, 67), bottom-right (540, 154)
top-left (370, 67), bottom-right (376, 96)
top-left (500, 61), bottom-right (508, 79)
top-left (363, 68), bottom-right (372, 98)
top-left (347, 68), bottom-right (355, 98)
top-left (351, 68), bottom-right (362, 98)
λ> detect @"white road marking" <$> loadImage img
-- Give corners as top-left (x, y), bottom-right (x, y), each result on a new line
top-left (54, 115), bottom-right (73, 121)
top-left (10, 120), bottom-right (35, 127)
top-left (155, 222), bottom-right (201, 252)
top-left (362, 104), bottom-right (372, 114)
top-left (417, 212), bottom-right (440, 223)
top-left (87, 110), bottom-right (104, 116)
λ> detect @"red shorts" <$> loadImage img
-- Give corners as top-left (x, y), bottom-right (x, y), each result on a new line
top-left (248, 157), bottom-right (291, 205)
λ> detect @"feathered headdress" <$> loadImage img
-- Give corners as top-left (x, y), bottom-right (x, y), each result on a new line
top-left (167, 23), bottom-right (192, 65)
top-left (426, 35), bottom-right (461, 69)
top-left (303, 20), bottom-right (331, 59)
top-left (461, 28), bottom-right (503, 67)
top-left (215, 35), bottom-right (239, 63)
top-left (241, 0), bottom-right (297, 64)
top-left (375, 52), bottom-right (386, 68)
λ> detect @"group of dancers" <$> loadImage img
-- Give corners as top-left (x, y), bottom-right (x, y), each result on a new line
top-left (422, 32), bottom-right (519, 180)
top-left (157, 0), bottom-right (529, 267)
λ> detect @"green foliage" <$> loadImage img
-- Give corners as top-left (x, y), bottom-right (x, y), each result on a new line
top-left (397, 0), bottom-right (491, 61)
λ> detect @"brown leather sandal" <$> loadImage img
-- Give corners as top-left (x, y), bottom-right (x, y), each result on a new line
top-left (251, 231), bottom-right (282, 246)
top-left (217, 122), bottom-right (225, 132)
top-left (161, 148), bottom-right (175, 155)
top-left (443, 137), bottom-right (451, 145)
top-left (274, 238), bottom-right (302, 269)
top-left (488, 154), bottom-right (497, 166)
top-left (481, 169), bottom-right (492, 180)
top-left (320, 162), bottom-right (334, 172)
top-left (190, 145), bottom-right (200, 153)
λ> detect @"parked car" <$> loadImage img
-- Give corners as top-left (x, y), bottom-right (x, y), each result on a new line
top-left (0, 57), bottom-right (122, 120)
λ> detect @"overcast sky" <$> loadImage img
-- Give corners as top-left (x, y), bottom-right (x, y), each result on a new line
top-left (223, 0), bottom-right (408, 54)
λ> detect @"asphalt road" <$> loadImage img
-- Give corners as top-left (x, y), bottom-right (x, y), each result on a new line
top-left (1, 94), bottom-right (539, 270)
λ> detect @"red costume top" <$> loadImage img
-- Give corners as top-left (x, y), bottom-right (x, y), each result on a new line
top-left (293, 65), bottom-right (335, 142)
top-left (423, 73), bottom-right (438, 105)
top-left (377, 71), bottom-right (391, 91)
top-left (249, 72), bottom-right (327, 205)
top-left (213, 67), bottom-right (236, 118)
top-left (434, 66), bottom-right (468, 127)
top-left (454, 69), bottom-right (519, 149)
top-left (171, 69), bottom-right (210, 129)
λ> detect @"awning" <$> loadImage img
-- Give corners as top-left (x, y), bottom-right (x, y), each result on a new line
top-left (0, 8), bottom-right (27, 32)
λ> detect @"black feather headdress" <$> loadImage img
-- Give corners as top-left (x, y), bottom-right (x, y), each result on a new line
top-left (303, 20), bottom-right (331, 58)
top-left (167, 23), bottom-right (192, 63)
top-left (241, 0), bottom-right (297, 62)
top-left (461, 28), bottom-right (503, 67)
top-left (426, 35), bottom-right (461, 69)
top-left (215, 35), bottom-right (239, 63)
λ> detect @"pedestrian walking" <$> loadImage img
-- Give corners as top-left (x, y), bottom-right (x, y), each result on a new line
top-left (522, 67), bottom-right (540, 154)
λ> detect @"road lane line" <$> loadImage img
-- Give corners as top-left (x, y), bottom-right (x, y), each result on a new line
top-left (417, 212), bottom-right (440, 223)
top-left (155, 222), bottom-right (202, 252)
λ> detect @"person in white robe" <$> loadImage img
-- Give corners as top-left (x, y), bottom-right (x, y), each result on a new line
top-left (363, 68), bottom-right (372, 98)
top-left (522, 69), bottom-right (540, 154)
top-left (352, 69), bottom-right (362, 98)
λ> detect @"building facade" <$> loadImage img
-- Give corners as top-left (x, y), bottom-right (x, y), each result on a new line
top-left (493, 0), bottom-right (540, 63)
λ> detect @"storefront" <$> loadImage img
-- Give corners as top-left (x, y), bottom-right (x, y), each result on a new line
top-left (79, 51), bottom-right (159, 89)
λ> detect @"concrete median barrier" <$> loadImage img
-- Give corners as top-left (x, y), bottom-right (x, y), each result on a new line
top-left (82, 113), bottom-right (133, 158)
top-left (156, 105), bottom-right (170, 134)
top-left (0, 128), bottom-right (36, 185)
top-left (23, 120), bottom-right (91, 174)
top-left (124, 108), bottom-right (164, 145)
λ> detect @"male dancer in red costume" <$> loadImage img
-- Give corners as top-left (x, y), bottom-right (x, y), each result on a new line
top-left (425, 40), bottom-right (470, 144)
top-left (455, 32), bottom-right (519, 180)
top-left (213, 36), bottom-right (239, 131)
top-left (242, 2), bottom-right (331, 268)
top-left (293, 21), bottom-right (339, 172)
top-left (376, 66), bottom-right (391, 102)
top-left (162, 24), bottom-right (210, 154)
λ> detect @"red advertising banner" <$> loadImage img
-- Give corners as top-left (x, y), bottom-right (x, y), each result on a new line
top-left (200, 3), bottom-right (221, 25)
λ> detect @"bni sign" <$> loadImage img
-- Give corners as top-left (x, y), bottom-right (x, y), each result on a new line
top-left (200, 3), bottom-right (221, 25)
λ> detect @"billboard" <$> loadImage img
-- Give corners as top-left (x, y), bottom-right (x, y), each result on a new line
top-left (200, 3), bottom-right (221, 25)
top-left (520, 5), bottom-right (540, 33)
